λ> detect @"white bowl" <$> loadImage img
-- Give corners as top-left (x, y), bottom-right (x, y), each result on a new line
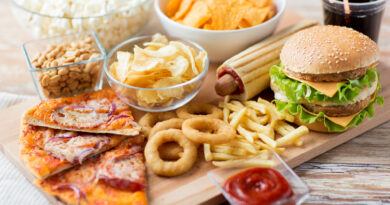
top-left (155, 0), bottom-right (286, 62)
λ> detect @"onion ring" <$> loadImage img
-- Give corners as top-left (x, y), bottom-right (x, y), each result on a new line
top-left (158, 142), bottom-right (184, 161)
top-left (176, 104), bottom-right (223, 119)
top-left (149, 118), bottom-right (185, 160)
top-left (139, 112), bottom-right (177, 136)
top-left (182, 116), bottom-right (235, 144)
top-left (149, 118), bottom-right (184, 138)
top-left (144, 129), bottom-right (197, 177)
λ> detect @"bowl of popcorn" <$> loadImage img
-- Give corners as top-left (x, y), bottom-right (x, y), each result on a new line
top-left (155, 0), bottom-right (286, 62)
top-left (9, 0), bottom-right (153, 49)
top-left (104, 33), bottom-right (209, 112)
top-left (23, 31), bottom-right (106, 100)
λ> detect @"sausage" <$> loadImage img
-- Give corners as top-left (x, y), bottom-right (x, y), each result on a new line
top-left (215, 74), bottom-right (238, 96)
top-left (214, 19), bottom-right (319, 101)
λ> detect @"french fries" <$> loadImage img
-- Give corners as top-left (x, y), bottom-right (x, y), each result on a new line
top-left (205, 96), bottom-right (309, 168)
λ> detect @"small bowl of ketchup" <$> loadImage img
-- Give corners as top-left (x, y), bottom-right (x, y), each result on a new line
top-left (207, 152), bottom-right (310, 205)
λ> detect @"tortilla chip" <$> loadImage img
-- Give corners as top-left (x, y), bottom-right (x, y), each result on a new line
top-left (166, 0), bottom-right (183, 17)
top-left (172, 0), bottom-right (194, 20)
top-left (243, 7), bottom-right (270, 27)
top-left (182, 1), bottom-right (211, 28)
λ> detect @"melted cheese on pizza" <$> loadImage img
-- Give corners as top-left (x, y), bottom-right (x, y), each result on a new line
top-left (36, 137), bottom-right (147, 205)
top-left (97, 146), bottom-right (145, 190)
top-left (24, 89), bottom-right (140, 135)
top-left (44, 133), bottom-right (110, 164)
top-left (20, 124), bottom-right (126, 179)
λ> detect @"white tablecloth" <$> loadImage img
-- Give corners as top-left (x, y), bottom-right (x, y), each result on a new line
top-left (0, 92), bottom-right (50, 205)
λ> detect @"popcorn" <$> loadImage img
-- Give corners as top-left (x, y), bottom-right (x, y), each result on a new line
top-left (12, 0), bottom-right (152, 49)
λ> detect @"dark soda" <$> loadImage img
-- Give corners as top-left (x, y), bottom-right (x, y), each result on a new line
top-left (322, 0), bottom-right (386, 42)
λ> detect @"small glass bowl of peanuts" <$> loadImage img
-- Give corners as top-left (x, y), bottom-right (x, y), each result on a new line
top-left (22, 31), bottom-right (106, 100)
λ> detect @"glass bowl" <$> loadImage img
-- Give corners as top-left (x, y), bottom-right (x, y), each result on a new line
top-left (9, 0), bottom-right (153, 49)
top-left (104, 35), bottom-right (210, 112)
top-left (23, 31), bottom-right (106, 100)
top-left (207, 152), bottom-right (310, 205)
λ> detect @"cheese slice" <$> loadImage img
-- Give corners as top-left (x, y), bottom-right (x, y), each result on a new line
top-left (284, 72), bottom-right (344, 98)
top-left (326, 113), bottom-right (359, 127)
top-left (301, 106), bottom-right (358, 127)
top-left (283, 63), bottom-right (378, 98)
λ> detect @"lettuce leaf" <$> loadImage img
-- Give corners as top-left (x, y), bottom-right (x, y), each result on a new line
top-left (275, 94), bottom-right (384, 132)
top-left (270, 64), bottom-right (378, 104)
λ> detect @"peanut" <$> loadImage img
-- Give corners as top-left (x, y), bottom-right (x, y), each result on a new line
top-left (58, 68), bottom-right (69, 75)
top-left (32, 36), bottom-right (102, 99)
top-left (41, 75), bottom-right (50, 87)
top-left (69, 66), bottom-right (81, 73)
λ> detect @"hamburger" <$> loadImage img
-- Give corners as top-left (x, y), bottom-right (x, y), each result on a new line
top-left (270, 25), bottom-right (383, 132)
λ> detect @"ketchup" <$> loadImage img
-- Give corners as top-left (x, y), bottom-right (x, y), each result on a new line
top-left (223, 168), bottom-right (294, 205)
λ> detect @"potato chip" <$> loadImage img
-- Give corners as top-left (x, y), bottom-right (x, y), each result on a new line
top-left (143, 42), bottom-right (167, 51)
top-left (170, 41), bottom-right (198, 75)
top-left (182, 1), bottom-right (211, 28)
top-left (152, 33), bottom-right (169, 45)
top-left (109, 62), bottom-right (119, 80)
top-left (160, 98), bottom-right (175, 107)
top-left (165, 55), bottom-right (189, 77)
top-left (195, 51), bottom-right (207, 73)
top-left (132, 46), bottom-right (164, 72)
top-left (116, 51), bottom-right (133, 82)
top-left (136, 90), bottom-right (163, 105)
top-left (154, 77), bottom-right (185, 100)
top-left (172, 0), bottom-right (194, 20)
top-left (124, 68), bottom-right (172, 88)
top-left (140, 44), bottom-right (179, 58)
top-left (109, 33), bottom-right (207, 108)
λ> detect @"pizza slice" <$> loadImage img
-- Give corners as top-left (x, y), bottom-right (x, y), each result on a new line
top-left (23, 89), bottom-right (140, 136)
top-left (20, 123), bottom-right (127, 179)
top-left (36, 137), bottom-right (147, 205)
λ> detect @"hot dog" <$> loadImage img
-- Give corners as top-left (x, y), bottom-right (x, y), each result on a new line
top-left (215, 19), bottom-right (319, 101)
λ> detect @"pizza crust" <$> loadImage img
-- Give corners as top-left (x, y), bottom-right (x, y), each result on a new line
top-left (25, 116), bottom-right (139, 136)
top-left (19, 119), bottom-right (127, 179)
top-left (35, 137), bottom-right (147, 205)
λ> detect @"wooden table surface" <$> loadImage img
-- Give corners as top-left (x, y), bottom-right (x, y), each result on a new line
top-left (0, 0), bottom-right (389, 204)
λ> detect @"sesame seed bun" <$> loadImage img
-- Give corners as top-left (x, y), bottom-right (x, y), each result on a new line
top-left (280, 26), bottom-right (379, 81)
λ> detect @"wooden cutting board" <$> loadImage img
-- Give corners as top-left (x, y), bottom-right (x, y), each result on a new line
top-left (1, 10), bottom-right (390, 205)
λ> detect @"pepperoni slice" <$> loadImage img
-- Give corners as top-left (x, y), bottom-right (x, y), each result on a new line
top-left (98, 151), bottom-right (145, 191)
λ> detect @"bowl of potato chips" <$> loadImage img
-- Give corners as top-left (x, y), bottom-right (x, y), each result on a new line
top-left (105, 34), bottom-right (209, 112)
top-left (155, 0), bottom-right (286, 62)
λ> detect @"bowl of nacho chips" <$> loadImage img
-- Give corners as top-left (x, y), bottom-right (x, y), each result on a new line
top-left (104, 33), bottom-right (209, 112)
top-left (155, 0), bottom-right (286, 62)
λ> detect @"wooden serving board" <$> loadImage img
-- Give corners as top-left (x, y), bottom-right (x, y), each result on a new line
top-left (1, 10), bottom-right (390, 205)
